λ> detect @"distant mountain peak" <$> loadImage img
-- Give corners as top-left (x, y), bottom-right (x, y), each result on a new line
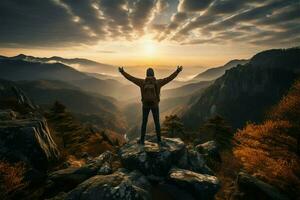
top-left (49, 56), bottom-right (62, 59)
top-left (225, 59), bottom-right (248, 66)
top-left (194, 59), bottom-right (249, 81)
top-left (17, 53), bottom-right (26, 57)
top-left (14, 54), bottom-right (27, 59)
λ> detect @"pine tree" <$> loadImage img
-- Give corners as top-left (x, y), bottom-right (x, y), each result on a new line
top-left (162, 115), bottom-right (184, 136)
top-left (200, 115), bottom-right (232, 149)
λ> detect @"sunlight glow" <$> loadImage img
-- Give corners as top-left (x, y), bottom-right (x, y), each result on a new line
top-left (145, 42), bottom-right (155, 55)
top-left (143, 40), bottom-right (156, 56)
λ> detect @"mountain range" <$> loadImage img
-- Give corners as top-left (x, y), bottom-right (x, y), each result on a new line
top-left (0, 57), bottom-right (140, 101)
top-left (1, 48), bottom-right (299, 134)
top-left (1, 54), bottom-right (117, 75)
top-left (182, 48), bottom-right (300, 129)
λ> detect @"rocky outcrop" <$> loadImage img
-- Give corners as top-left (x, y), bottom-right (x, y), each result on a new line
top-left (85, 151), bottom-right (114, 175)
top-left (196, 140), bottom-right (221, 161)
top-left (0, 79), bottom-right (61, 193)
top-left (48, 137), bottom-right (220, 200)
top-left (45, 151), bottom-right (114, 196)
top-left (119, 136), bottom-right (213, 177)
top-left (64, 170), bottom-right (151, 200)
top-left (0, 79), bottom-right (60, 177)
top-left (231, 172), bottom-right (289, 200)
top-left (177, 148), bottom-right (214, 175)
top-left (0, 118), bottom-right (60, 170)
top-left (0, 79), bottom-right (36, 110)
top-left (119, 137), bottom-right (186, 176)
top-left (168, 168), bottom-right (220, 200)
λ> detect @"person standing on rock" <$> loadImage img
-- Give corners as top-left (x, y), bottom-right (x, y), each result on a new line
top-left (119, 66), bottom-right (183, 145)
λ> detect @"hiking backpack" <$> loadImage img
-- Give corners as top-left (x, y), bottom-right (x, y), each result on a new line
top-left (143, 78), bottom-right (158, 104)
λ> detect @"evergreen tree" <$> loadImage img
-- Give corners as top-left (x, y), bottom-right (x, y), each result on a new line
top-left (200, 115), bottom-right (232, 149)
top-left (162, 115), bottom-right (184, 136)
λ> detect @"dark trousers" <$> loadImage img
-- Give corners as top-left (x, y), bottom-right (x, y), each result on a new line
top-left (140, 105), bottom-right (161, 143)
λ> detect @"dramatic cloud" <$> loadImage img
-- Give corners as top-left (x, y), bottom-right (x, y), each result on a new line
top-left (178, 0), bottom-right (213, 12)
top-left (156, 12), bottom-right (188, 41)
top-left (60, 0), bottom-right (106, 36)
top-left (0, 0), bottom-right (96, 47)
top-left (207, 0), bottom-right (248, 14)
top-left (98, 0), bottom-right (132, 39)
top-left (0, 0), bottom-right (299, 47)
top-left (130, 0), bottom-right (157, 35)
top-left (156, 0), bottom-right (169, 12)
top-left (168, 0), bottom-right (300, 45)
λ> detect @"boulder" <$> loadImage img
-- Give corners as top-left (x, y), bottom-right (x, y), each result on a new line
top-left (196, 140), bottom-right (221, 161)
top-left (177, 148), bottom-right (213, 175)
top-left (0, 79), bottom-right (36, 110)
top-left (168, 168), bottom-right (220, 200)
top-left (46, 167), bottom-right (96, 195)
top-left (98, 162), bottom-right (112, 175)
top-left (232, 171), bottom-right (289, 200)
top-left (45, 151), bottom-right (114, 197)
top-left (64, 170), bottom-right (151, 200)
top-left (86, 151), bottom-right (113, 175)
top-left (119, 136), bottom-right (186, 176)
top-left (0, 118), bottom-right (60, 170)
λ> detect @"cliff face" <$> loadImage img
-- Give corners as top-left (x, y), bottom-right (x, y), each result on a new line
top-left (182, 48), bottom-right (300, 129)
top-left (0, 118), bottom-right (60, 170)
top-left (0, 80), bottom-right (60, 171)
top-left (0, 79), bottom-right (36, 111)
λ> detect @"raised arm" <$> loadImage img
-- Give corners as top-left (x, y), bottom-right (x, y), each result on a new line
top-left (158, 66), bottom-right (183, 87)
top-left (119, 67), bottom-right (143, 87)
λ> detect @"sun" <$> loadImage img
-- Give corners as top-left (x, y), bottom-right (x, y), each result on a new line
top-left (145, 42), bottom-right (155, 54)
top-left (143, 40), bottom-right (156, 56)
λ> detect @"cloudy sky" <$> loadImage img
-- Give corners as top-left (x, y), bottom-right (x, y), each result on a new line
top-left (0, 0), bottom-right (299, 69)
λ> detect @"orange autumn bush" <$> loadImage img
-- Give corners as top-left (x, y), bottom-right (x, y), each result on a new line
top-left (0, 161), bottom-right (26, 198)
top-left (271, 80), bottom-right (300, 121)
top-left (234, 80), bottom-right (300, 198)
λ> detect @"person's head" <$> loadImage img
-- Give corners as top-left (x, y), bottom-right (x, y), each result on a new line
top-left (146, 68), bottom-right (155, 77)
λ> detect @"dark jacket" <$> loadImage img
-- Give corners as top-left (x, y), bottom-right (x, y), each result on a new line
top-left (121, 70), bottom-right (180, 107)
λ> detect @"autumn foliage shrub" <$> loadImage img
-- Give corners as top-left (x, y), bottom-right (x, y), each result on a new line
top-left (0, 161), bottom-right (26, 198)
top-left (270, 80), bottom-right (300, 121)
top-left (234, 80), bottom-right (300, 198)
